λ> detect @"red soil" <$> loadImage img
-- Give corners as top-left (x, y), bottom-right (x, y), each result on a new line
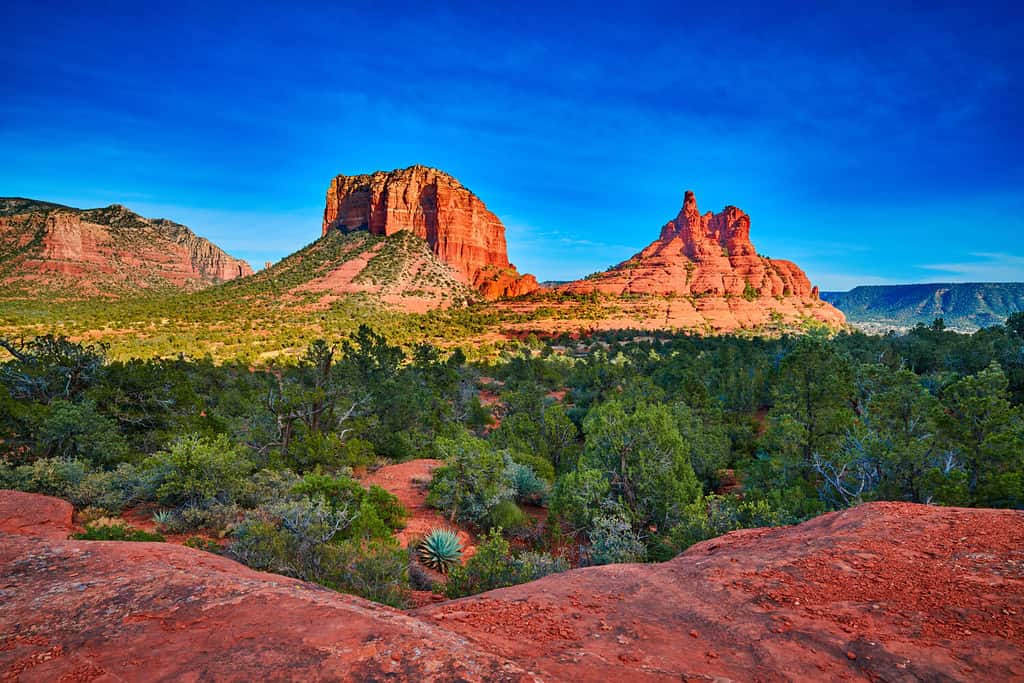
top-left (361, 459), bottom-right (476, 560)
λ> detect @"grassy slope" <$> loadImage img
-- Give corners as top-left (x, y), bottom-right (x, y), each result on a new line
top-left (0, 230), bottom-right (500, 362)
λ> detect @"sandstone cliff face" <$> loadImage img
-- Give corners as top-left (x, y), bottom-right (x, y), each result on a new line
top-left (564, 190), bottom-right (824, 300)
top-left (322, 166), bottom-right (538, 299)
top-left (0, 199), bottom-right (253, 296)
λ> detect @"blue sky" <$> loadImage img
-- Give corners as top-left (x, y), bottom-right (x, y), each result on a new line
top-left (3, 1), bottom-right (1022, 290)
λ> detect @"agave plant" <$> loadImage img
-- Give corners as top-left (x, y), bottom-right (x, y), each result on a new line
top-left (151, 509), bottom-right (176, 531)
top-left (417, 528), bottom-right (463, 574)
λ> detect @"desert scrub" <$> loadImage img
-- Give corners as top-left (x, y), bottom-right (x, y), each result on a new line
top-left (73, 523), bottom-right (164, 542)
top-left (444, 529), bottom-right (568, 598)
top-left (417, 528), bottom-right (463, 574)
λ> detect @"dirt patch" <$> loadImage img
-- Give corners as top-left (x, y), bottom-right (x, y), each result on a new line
top-left (361, 459), bottom-right (476, 560)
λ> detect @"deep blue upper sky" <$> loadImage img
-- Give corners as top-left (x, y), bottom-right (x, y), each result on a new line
top-left (4, 1), bottom-right (1023, 289)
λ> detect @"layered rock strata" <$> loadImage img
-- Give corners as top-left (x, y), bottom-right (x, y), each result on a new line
top-left (322, 166), bottom-right (538, 299)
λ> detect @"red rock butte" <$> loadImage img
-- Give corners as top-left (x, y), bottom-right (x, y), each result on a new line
top-left (0, 198), bottom-right (253, 295)
top-left (564, 190), bottom-right (835, 303)
top-left (322, 165), bottom-right (539, 300)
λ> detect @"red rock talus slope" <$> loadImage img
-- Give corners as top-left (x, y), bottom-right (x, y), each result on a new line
top-left (0, 198), bottom-right (253, 297)
top-left (321, 165), bottom-right (539, 299)
top-left (559, 190), bottom-right (845, 329)
top-left (3, 491), bottom-right (1021, 681)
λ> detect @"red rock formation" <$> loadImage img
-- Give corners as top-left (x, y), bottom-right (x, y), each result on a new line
top-left (564, 190), bottom-right (829, 301)
top-left (322, 166), bottom-right (538, 299)
top-left (3, 490), bottom-right (1021, 681)
top-left (0, 198), bottom-right (253, 296)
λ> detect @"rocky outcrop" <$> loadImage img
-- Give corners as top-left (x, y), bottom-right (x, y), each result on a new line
top-left (0, 198), bottom-right (253, 296)
top-left (547, 190), bottom-right (844, 330)
top-left (322, 166), bottom-right (538, 299)
top-left (0, 490), bottom-right (529, 682)
top-left (418, 501), bottom-right (1024, 681)
top-left (564, 190), bottom-right (828, 301)
top-left (3, 490), bottom-right (1021, 681)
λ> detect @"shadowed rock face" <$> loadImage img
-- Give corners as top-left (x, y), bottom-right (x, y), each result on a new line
top-left (0, 198), bottom-right (253, 296)
top-left (321, 166), bottom-right (538, 299)
top-left (561, 191), bottom-right (844, 325)
top-left (3, 490), bottom-right (1022, 681)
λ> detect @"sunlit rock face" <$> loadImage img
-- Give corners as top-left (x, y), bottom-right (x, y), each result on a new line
top-left (0, 198), bottom-right (252, 295)
top-left (563, 189), bottom-right (827, 301)
top-left (322, 165), bottom-right (538, 299)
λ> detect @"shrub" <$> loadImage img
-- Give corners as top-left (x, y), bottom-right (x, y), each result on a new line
top-left (445, 529), bottom-right (517, 598)
top-left (73, 523), bottom-right (164, 542)
top-left (665, 495), bottom-right (793, 555)
top-left (146, 433), bottom-right (253, 508)
top-left (507, 462), bottom-right (549, 505)
top-left (444, 529), bottom-right (569, 598)
top-left (183, 536), bottom-right (222, 553)
top-left (6, 457), bottom-right (89, 498)
top-left (484, 499), bottom-right (529, 533)
top-left (586, 514), bottom-right (646, 565)
top-left (69, 463), bottom-right (153, 512)
top-left (228, 498), bottom-right (408, 607)
top-left (237, 468), bottom-right (302, 509)
top-left (417, 528), bottom-right (463, 574)
top-left (161, 503), bottom-right (241, 535)
top-left (427, 431), bottom-right (514, 526)
top-left (34, 400), bottom-right (129, 466)
top-left (515, 550), bottom-right (570, 582)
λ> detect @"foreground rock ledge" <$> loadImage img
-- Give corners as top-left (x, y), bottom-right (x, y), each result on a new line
top-left (2, 490), bottom-right (1022, 682)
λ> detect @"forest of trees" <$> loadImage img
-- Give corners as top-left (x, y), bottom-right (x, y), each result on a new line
top-left (2, 315), bottom-right (1022, 606)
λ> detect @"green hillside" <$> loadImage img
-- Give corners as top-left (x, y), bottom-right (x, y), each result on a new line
top-left (822, 283), bottom-right (1024, 332)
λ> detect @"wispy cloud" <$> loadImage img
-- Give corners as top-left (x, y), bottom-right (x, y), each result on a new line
top-left (918, 252), bottom-right (1024, 282)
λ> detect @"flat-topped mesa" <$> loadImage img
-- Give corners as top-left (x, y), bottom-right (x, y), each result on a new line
top-left (564, 189), bottom-right (826, 301)
top-left (322, 165), bottom-right (538, 299)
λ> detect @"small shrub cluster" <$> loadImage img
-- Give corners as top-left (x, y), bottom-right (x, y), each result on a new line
top-left (73, 523), bottom-right (164, 542)
top-left (444, 529), bottom-right (568, 598)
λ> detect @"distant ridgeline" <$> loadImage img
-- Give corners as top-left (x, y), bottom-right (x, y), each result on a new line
top-left (822, 283), bottom-right (1024, 332)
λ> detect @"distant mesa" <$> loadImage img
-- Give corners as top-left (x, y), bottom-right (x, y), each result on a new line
top-left (0, 197), bottom-right (252, 297)
top-left (322, 165), bottom-right (539, 300)
top-left (823, 282), bottom-right (1024, 332)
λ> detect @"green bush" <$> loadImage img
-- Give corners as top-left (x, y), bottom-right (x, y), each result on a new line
top-left (228, 497), bottom-right (409, 607)
top-left (665, 495), bottom-right (792, 556)
top-left (587, 514), bottom-right (646, 565)
top-left (444, 529), bottom-right (568, 598)
top-left (184, 536), bottom-right (222, 553)
top-left (73, 523), bottom-right (164, 542)
top-left (484, 499), bottom-right (529, 533)
top-left (507, 462), bottom-right (549, 505)
top-left (145, 433), bottom-right (253, 508)
top-left (427, 431), bottom-right (514, 526)
top-left (35, 399), bottom-right (129, 466)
